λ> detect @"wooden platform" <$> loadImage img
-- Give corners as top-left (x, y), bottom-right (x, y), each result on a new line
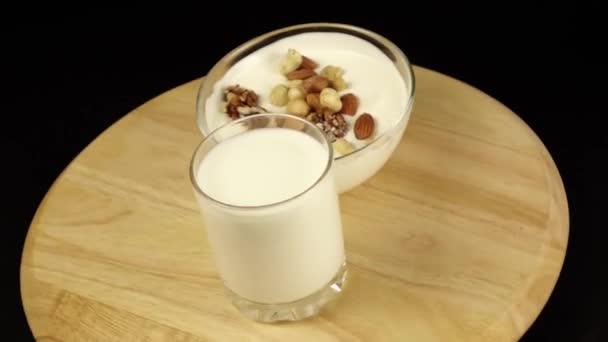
top-left (20, 66), bottom-right (569, 341)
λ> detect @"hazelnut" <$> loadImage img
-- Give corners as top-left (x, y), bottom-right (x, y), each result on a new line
top-left (287, 99), bottom-right (310, 117)
top-left (287, 79), bottom-right (303, 88)
top-left (269, 85), bottom-right (288, 107)
top-left (280, 49), bottom-right (303, 75)
top-left (321, 65), bottom-right (347, 91)
top-left (333, 138), bottom-right (355, 156)
top-left (331, 77), bottom-right (348, 91)
top-left (321, 65), bottom-right (345, 81)
top-left (287, 87), bottom-right (306, 101)
top-left (320, 88), bottom-right (342, 112)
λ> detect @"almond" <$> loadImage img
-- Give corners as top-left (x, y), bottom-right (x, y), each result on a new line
top-left (306, 93), bottom-right (322, 112)
top-left (340, 93), bottom-right (358, 116)
top-left (302, 75), bottom-right (330, 93)
top-left (300, 56), bottom-right (318, 70)
top-left (354, 113), bottom-right (375, 140)
top-left (286, 69), bottom-right (316, 80)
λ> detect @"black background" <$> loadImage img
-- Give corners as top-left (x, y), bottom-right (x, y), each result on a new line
top-left (6, 5), bottom-right (608, 341)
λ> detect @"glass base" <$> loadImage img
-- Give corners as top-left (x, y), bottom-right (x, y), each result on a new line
top-left (227, 263), bottom-right (348, 323)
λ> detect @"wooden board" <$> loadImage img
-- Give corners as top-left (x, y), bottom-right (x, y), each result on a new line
top-left (20, 66), bottom-right (569, 341)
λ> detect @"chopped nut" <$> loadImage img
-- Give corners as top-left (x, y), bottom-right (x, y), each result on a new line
top-left (306, 110), bottom-right (348, 142)
top-left (287, 99), bottom-right (310, 117)
top-left (269, 85), bottom-right (289, 106)
top-left (222, 85), bottom-right (266, 119)
top-left (322, 107), bottom-right (334, 122)
top-left (223, 85), bottom-right (258, 104)
top-left (302, 75), bottom-right (330, 93)
top-left (280, 49), bottom-right (303, 75)
top-left (237, 106), bottom-right (267, 116)
top-left (288, 87), bottom-right (306, 101)
top-left (328, 112), bottom-right (348, 139)
top-left (333, 138), bottom-right (355, 155)
top-left (320, 88), bottom-right (342, 112)
top-left (225, 92), bottom-right (238, 103)
top-left (305, 112), bottom-right (320, 123)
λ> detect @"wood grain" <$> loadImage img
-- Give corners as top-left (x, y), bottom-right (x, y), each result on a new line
top-left (20, 66), bottom-right (569, 341)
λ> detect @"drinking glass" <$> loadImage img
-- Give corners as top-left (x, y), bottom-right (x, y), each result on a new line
top-left (189, 113), bottom-right (347, 322)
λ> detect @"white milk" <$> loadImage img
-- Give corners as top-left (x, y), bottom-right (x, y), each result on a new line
top-left (194, 128), bottom-right (345, 304)
top-left (204, 32), bottom-right (409, 152)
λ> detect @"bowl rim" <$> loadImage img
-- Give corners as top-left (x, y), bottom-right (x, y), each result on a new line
top-left (195, 22), bottom-right (416, 161)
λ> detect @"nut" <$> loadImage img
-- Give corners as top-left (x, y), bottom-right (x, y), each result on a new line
top-left (287, 99), bottom-right (310, 117)
top-left (333, 138), bottom-right (355, 155)
top-left (222, 85), bottom-right (265, 119)
top-left (321, 65), bottom-right (347, 91)
top-left (306, 93), bottom-right (322, 112)
top-left (321, 65), bottom-right (345, 80)
top-left (303, 75), bottom-right (330, 93)
top-left (269, 85), bottom-right (289, 106)
top-left (305, 111), bottom-right (320, 123)
top-left (287, 79), bottom-right (303, 88)
top-left (331, 77), bottom-right (348, 91)
top-left (237, 106), bottom-right (267, 116)
top-left (225, 92), bottom-right (238, 104)
top-left (320, 88), bottom-right (342, 112)
top-left (322, 107), bottom-right (335, 122)
top-left (300, 55), bottom-right (318, 70)
top-left (340, 93), bottom-right (359, 116)
top-left (286, 69), bottom-right (316, 80)
top-left (280, 49), bottom-right (303, 75)
top-left (312, 110), bottom-right (348, 141)
top-left (354, 113), bottom-right (375, 140)
top-left (288, 87), bottom-right (306, 101)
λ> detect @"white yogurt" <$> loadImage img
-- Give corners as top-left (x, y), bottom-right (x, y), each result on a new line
top-left (204, 32), bottom-right (409, 151)
top-left (194, 128), bottom-right (345, 304)
top-left (204, 32), bottom-right (412, 193)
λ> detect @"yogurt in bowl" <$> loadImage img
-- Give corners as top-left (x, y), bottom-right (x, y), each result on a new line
top-left (196, 23), bottom-right (415, 193)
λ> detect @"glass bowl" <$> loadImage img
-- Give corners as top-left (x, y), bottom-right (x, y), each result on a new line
top-left (195, 22), bottom-right (415, 193)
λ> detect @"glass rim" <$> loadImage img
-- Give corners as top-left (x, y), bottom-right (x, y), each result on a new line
top-left (189, 113), bottom-right (335, 210)
top-left (196, 22), bottom-right (416, 161)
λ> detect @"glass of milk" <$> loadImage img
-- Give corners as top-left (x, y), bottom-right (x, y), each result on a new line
top-left (190, 113), bottom-right (346, 322)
